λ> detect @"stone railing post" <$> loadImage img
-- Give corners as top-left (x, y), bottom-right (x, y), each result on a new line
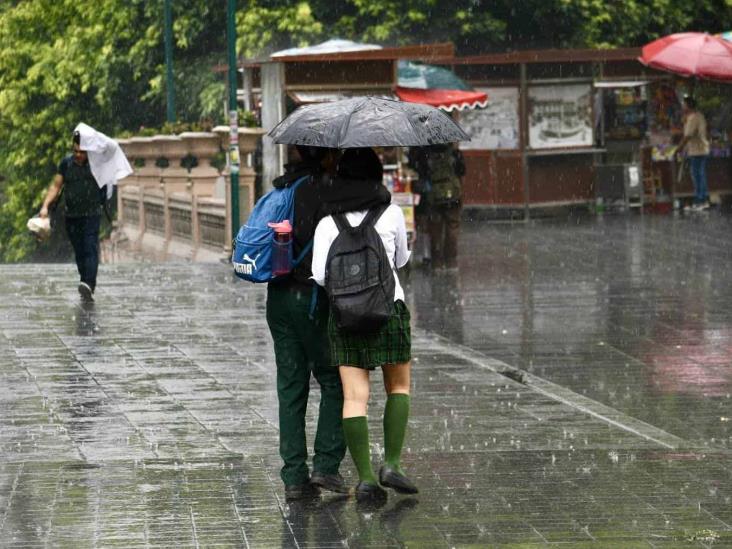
top-left (191, 193), bottom-right (201, 247)
top-left (180, 132), bottom-right (221, 197)
top-left (115, 138), bottom-right (131, 226)
top-left (114, 128), bottom-right (263, 259)
top-left (129, 136), bottom-right (157, 241)
top-left (213, 126), bottom-right (265, 241)
top-left (151, 135), bottom-right (187, 248)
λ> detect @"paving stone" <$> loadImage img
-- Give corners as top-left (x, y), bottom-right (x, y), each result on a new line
top-left (1, 214), bottom-right (732, 546)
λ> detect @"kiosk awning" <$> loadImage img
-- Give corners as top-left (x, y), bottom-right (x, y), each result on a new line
top-left (594, 80), bottom-right (649, 88)
top-left (395, 87), bottom-right (488, 112)
top-left (288, 90), bottom-right (396, 104)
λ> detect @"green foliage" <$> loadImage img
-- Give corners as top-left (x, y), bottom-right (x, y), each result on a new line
top-left (116, 113), bottom-right (258, 139)
top-left (2, 0), bottom-right (732, 262)
top-left (0, 0), bottom-right (227, 261)
top-left (234, 0), bottom-right (732, 55)
top-left (173, 55), bottom-right (228, 124)
top-left (240, 110), bottom-right (260, 128)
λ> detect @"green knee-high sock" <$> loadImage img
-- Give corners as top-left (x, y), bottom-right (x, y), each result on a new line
top-left (383, 393), bottom-right (410, 474)
top-left (342, 416), bottom-right (377, 483)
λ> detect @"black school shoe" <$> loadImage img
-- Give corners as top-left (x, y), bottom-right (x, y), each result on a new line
top-left (379, 465), bottom-right (419, 494)
top-left (285, 482), bottom-right (320, 501)
top-left (355, 481), bottom-right (387, 503)
top-left (310, 472), bottom-right (348, 494)
top-left (78, 282), bottom-right (94, 302)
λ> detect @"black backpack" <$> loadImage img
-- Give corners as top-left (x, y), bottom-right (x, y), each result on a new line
top-left (325, 204), bottom-right (395, 334)
top-left (427, 147), bottom-right (463, 205)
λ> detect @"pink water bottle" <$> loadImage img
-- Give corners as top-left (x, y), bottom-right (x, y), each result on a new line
top-left (268, 220), bottom-right (293, 276)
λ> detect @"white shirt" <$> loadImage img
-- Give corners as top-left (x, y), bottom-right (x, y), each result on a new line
top-left (312, 204), bottom-right (410, 302)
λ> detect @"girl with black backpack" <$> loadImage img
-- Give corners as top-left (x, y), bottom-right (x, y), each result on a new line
top-left (311, 147), bottom-right (417, 503)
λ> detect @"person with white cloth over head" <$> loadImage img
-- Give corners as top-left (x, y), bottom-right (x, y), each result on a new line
top-left (39, 123), bottom-right (132, 301)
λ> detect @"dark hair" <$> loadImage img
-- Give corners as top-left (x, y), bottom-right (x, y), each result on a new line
top-left (683, 96), bottom-right (697, 109)
top-left (72, 130), bottom-right (81, 145)
top-left (337, 148), bottom-right (382, 181)
top-left (295, 145), bottom-right (329, 162)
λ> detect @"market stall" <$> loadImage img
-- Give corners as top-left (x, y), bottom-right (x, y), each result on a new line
top-left (447, 47), bottom-right (732, 214)
top-left (639, 33), bottom-right (732, 207)
top-left (241, 43), bottom-right (731, 217)
top-left (645, 78), bottom-right (732, 205)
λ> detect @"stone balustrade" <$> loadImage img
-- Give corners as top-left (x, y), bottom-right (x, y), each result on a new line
top-left (116, 127), bottom-right (265, 261)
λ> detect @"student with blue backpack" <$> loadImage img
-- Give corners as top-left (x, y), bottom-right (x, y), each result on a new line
top-left (311, 148), bottom-right (417, 504)
top-left (255, 145), bottom-right (346, 500)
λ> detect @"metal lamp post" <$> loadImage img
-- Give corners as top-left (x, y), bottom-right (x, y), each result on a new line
top-left (227, 0), bottom-right (240, 240)
top-left (164, 0), bottom-right (175, 123)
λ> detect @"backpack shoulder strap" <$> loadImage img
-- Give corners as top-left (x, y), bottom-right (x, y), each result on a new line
top-left (361, 203), bottom-right (390, 228)
top-left (292, 239), bottom-right (313, 266)
top-left (332, 213), bottom-right (350, 233)
top-left (290, 174), bottom-right (311, 190)
top-left (333, 203), bottom-right (390, 232)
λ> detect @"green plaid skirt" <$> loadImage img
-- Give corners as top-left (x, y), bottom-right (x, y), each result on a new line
top-left (328, 300), bottom-right (412, 370)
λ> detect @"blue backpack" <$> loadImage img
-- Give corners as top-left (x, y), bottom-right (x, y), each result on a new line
top-left (232, 175), bottom-right (311, 282)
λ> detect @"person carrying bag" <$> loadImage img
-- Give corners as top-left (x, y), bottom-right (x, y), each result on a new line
top-left (312, 148), bottom-right (417, 504)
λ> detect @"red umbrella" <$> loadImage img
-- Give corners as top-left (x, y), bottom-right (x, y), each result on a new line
top-left (639, 32), bottom-right (732, 83)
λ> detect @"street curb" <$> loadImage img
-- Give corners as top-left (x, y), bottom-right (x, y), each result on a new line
top-left (416, 330), bottom-right (688, 450)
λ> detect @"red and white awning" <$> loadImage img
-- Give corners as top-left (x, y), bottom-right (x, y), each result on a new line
top-left (395, 86), bottom-right (488, 112)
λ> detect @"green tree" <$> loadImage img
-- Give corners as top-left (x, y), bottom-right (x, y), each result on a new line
top-left (2, 0), bottom-right (732, 262)
top-left (0, 0), bottom-right (226, 261)
top-left (235, 0), bottom-right (732, 55)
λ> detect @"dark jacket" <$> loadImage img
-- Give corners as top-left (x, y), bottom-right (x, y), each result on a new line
top-left (58, 155), bottom-right (102, 218)
top-left (271, 161), bottom-right (325, 289)
top-left (270, 160), bottom-right (391, 289)
top-left (408, 145), bottom-right (465, 208)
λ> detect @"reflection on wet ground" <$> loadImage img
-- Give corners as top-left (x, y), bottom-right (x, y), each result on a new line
top-left (409, 212), bottom-right (732, 449)
top-left (1, 212), bottom-right (731, 546)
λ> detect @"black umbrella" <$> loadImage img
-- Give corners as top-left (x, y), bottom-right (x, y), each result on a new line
top-left (268, 96), bottom-right (470, 148)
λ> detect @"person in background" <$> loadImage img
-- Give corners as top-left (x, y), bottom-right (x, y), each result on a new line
top-left (407, 147), bottom-right (432, 266)
top-left (39, 131), bottom-right (102, 301)
top-left (677, 96), bottom-right (710, 211)
top-left (409, 143), bottom-right (465, 269)
top-left (312, 148), bottom-right (417, 503)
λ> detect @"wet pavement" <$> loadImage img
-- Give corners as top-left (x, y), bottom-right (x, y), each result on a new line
top-left (411, 211), bottom-right (732, 450)
top-left (1, 212), bottom-right (731, 547)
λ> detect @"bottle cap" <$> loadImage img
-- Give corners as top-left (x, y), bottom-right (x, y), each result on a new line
top-left (267, 219), bottom-right (292, 233)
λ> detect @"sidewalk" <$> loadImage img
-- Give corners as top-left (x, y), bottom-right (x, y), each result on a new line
top-left (1, 251), bottom-right (730, 546)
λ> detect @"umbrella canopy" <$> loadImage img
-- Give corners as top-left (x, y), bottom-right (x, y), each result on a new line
top-left (268, 96), bottom-right (470, 148)
top-left (639, 32), bottom-right (732, 83)
top-left (396, 60), bottom-right (488, 111)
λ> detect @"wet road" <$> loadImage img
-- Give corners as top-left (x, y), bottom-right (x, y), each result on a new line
top-left (1, 212), bottom-right (731, 547)
top-left (411, 212), bottom-right (732, 450)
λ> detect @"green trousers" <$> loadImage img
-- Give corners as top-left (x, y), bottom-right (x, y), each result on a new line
top-left (266, 283), bottom-right (346, 486)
